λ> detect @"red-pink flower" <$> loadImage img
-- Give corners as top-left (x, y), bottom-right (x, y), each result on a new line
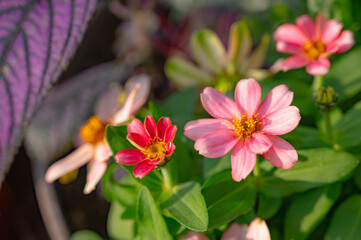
top-left (115, 116), bottom-right (177, 178)
top-left (274, 13), bottom-right (354, 76)
top-left (184, 78), bottom-right (300, 181)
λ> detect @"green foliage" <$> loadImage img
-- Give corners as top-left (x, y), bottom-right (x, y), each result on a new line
top-left (70, 230), bottom-right (102, 240)
top-left (107, 201), bottom-right (136, 240)
top-left (256, 194), bottom-right (282, 220)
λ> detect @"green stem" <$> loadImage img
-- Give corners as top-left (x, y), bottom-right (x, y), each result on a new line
top-left (253, 155), bottom-right (261, 177)
top-left (322, 110), bottom-right (335, 146)
top-left (161, 165), bottom-right (173, 192)
top-left (312, 75), bottom-right (324, 92)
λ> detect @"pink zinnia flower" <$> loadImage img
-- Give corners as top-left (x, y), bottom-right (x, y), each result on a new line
top-left (274, 13), bottom-right (354, 76)
top-left (115, 116), bottom-right (177, 178)
top-left (181, 218), bottom-right (271, 240)
top-left (45, 75), bottom-right (150, 194)
top-left (184, 78), bottom-right (300, 181)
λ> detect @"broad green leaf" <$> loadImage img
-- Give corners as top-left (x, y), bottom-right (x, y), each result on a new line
top-left (353, 164), bottom-right (361, 191)
top-left (70, 230), bottom-right (102, 240)
top-left (334, 101), bottom-right (361, 148)
top-left (256, 194), bottom-right (282, 219)
top-left (107, 201), bottom-right (135, 240)
top-left (136, 187), bottom-right (172, 240)
top-left (260, 148), bottom-right (359, 197)
top-left (325, 195), bottom-right (361, 240)
top-left (191, 29), bottom-right (226, 73)
top-left (246, 34), bottom-right (270, 70)
top-left (165, 57), bottom-right (213, 88)
top-left (202, 170), bottom-right (256, 228)
top-left (325, 47), bottom-right (361, 101)
top-left (284, 184), bottom-right (341, 240)
top-left (283, 126), bottom-right (330, 149)
top-left (228, 21), bottom-right (252, 70)
top-left (106, 125), bottom-right (162, 194)
top-left (202, 152), bottom-right (231, 180)
top-left (160, 181), bottom-right (208, 231)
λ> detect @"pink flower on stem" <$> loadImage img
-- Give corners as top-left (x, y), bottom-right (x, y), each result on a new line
top-left (184, 78), bottom-right (300, 181)
top-left (45, 75), bottom-right (150, 194)
top-left (115, 116), bottom-right (177, 178)
top-left (274, 13), bottom-right (354, 76)
top-left (181, 218), bottom-right (271, 240)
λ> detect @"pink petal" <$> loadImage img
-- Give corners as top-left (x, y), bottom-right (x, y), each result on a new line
top-left (184, 118), bottom-right (233, 141)
top-left (127, 132), bottom-right (149, 149)
top-left (144, 116), bottom-right (157, 138)
top-left (276, 41), bottom-right (304, 54)
top-left (165, 142), bottom-right (176, 156)
top-left (95, 84), bottom-right (121, 122)
top-left (157, 117), bottom-right (171, 140)
top-left (128, 118), bottom-right (148, 138)
top-left (274, 24), bottom-right (309, 46)
top-left (257, 84), bottom-right (294, 120)
top-left (221, 222), bottom-right (248, 240)
top-left (246, 218), bottom-right (271, 240)
top-left (321, 19), bottom-right (343, 44)
top-left (201, 87), bottom-right (240, 122)
top-left (263, 135), bottom-right (297, 169)
top-left (180, 231), bottom-right (209, 240)
top-left (195, 130), bottom-right (239, 158)
top-left (115, 149), bottom-right (146, 165)
top-left (296, 15), bottom-right (316, 40)
top-left (231, 141), bottom-right (256, 182)
top-left (94, 142), bottom-right (112, 163)
top-left (281, 55), bottom-right (308, 72)
top-left (83, 161), bottom-right (108, 194)
top-left (235, 78), bottom-right (261, 117)
top-left (125, 74), bottom-right (151, 115)
top-left (246, 133), bottom-right (273, 154)
top-left (111, 83), bottom-right (139, 124)
top-left (329, 30), bottom-right (355, 54)
top-left (316, 13), bottom-right (327, 39)
top-left (133, 160), bottom-right (156, 178)
top-left (45, 144), bottom-right (94, 183)
top-left (261, 106), bottom-right (301, 135)
top-left (306, 57), bottom-right (330, 76)
top-left (164, 125), bottom-right (177, 143)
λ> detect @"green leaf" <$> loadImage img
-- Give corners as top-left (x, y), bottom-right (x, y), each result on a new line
top-left (256, 194), bottom-right (282, 219)
top-left (353, 164), bottom-right (361, 191)
top-left (246, 34), bottom-right (270, 70)
top-left (284, 184), bottom-right (341, 240)
top-left (70, 230), bottom-right (102, 240)
top-left (148, 102), bottom-right (167, 122)
top-left (136, 187), bottom-right (172, 240)
top-left (160, 181), bottom-right (208, 231)
top-left (106, 125), bottom-right (162, 194)
top-left (260, 148), bottom-right (359, 197)
top-left (325, 47), bottom-right (361, 101)
top-left (228, 21), bottom-right (252, 70)
top-left (325, 195), bottom-right (361, 240)
top-left (202, 152), bottom-right (231, 180)
top-left (202, 170), bottom-right (256, 228)
top-left (164, 57), bottom-right (213, 87)
top-left (283, 126), bottom-right (330, 149)
top-left (107, 201), bottom-right (135, 240)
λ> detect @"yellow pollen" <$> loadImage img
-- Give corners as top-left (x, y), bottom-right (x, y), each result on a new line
top-left (142, 137), bottom-right (167, 161)
top-left (303, 41), bottom-right (326, 60)
top-left (232, 113), bottom-right (260, 139)
top-left (80, 116), bottom-right (106, 145)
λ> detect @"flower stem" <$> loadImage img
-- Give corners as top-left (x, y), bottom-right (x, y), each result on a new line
top-left (312, 75), bottom-right (324, 92)
top-left (253, 156), bottom-right (261, 177)
top-left (322, 110), bottom-right (335, 146)
top-left (161, 165), bottom-right (173, 192)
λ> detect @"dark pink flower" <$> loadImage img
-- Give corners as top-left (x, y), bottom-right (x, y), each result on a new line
top-left (115, 116), bottom-right (177, 178)
top-left (184, 78), bottom-right (300, 181)
top-left (274, 14), bottom-right (354, 75)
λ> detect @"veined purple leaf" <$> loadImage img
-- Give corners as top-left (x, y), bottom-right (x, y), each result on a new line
top-left (25, 62), bottom-right (131, 164)
top-left (0, 0), bottom-right (98, 185)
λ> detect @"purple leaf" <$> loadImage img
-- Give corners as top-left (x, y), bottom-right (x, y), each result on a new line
top-left (0, 0), bottom-right (98, 184)
top-left (25, 62), bottom-right (131, 164)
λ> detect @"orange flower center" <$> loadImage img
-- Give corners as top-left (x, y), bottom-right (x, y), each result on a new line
top-left (142, 137), bottom-right (167, 161)
top-left (80, 116), bottom-right (107, 145)
top-left (232, 113), bottom-right (260, 139)
top-left (303, 41), bottom-right (326, 60)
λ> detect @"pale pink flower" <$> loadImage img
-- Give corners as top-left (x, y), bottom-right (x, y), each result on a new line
top-left (45, 75), bottom-right (150, 194)
top-left (181, 219), bottom-right (271, 240)
top-left (274, 13), bottom-right (354, 76)
top-left (184, 78), bottom-right (300, 181)
top-left (115, 116), bottom-right (177, 178)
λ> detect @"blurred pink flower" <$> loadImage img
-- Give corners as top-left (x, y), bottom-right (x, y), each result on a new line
top-left (274, 13), bottom-right (354, 76)
top-left (181, 219), bottom-right (271, 240)
top-left (115, 116), bottom-right (177, 178)
top-left (184, 78), bottom-right (300, 181)
top-left (45, 75), bottom-right (150, 194)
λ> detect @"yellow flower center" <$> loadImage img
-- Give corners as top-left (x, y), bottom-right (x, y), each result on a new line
top-left (232, 113), bottom-right (260, 139)
top-left (80, 116), bottom-right (107, 145)
top-left (142, 137), bottom-right (167, 161)
top-left (303, 41), bottom-right (326, 60)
